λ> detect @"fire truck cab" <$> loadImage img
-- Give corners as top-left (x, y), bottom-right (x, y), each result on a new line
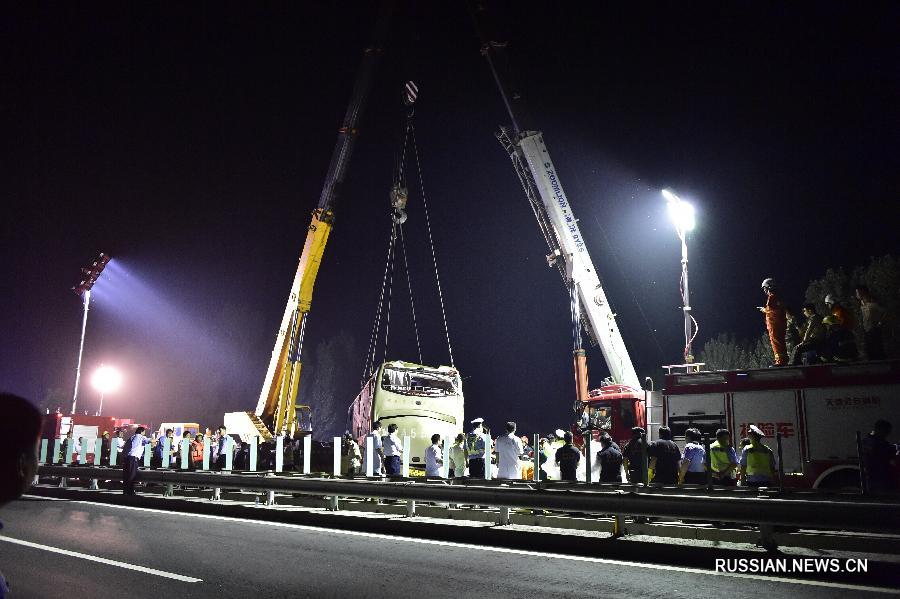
top-left (577, 384), bottom-right (647, 450)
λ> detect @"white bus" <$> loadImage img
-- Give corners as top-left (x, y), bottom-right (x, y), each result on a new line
top-left (349, 361), bottom-right (464, 468)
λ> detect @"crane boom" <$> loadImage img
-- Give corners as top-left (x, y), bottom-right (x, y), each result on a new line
top-left (227, 4), bottom-right (392, 441)
top-left (500, 130), bottom-right (642, 391)
top-left (474, 2), bottom-right (642, 393)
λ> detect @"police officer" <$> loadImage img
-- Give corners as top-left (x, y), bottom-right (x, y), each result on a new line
top-left (466, 418), bottom-right (486, 478)
top-left (709, 429), bottom-right (739, 486)
top-left (739, 425), bottom-right (778, 488)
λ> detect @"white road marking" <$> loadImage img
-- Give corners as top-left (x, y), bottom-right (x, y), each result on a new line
top-left (28, 497), bottom-right (896, 595)
top-left (0, 536), bottom-right (202, 583)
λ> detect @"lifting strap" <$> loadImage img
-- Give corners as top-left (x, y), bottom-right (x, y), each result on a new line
top-left (360, 83), bottom-right (455, 387)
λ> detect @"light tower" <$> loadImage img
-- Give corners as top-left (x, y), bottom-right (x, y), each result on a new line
top-left (662, 190), bottom-right (697, 363)
top-left (71, 252), bottom-right (111, 414)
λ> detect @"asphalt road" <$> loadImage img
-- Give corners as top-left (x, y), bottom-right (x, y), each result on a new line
top-left (0, 496), bottom-right (895, 598)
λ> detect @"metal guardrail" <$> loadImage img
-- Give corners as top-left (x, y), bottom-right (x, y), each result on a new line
top-left (38, 465), bottom-right (900, 534)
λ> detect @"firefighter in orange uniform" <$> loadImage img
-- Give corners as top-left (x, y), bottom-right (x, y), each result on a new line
top-left (759, 278), bottom-right (787, 365)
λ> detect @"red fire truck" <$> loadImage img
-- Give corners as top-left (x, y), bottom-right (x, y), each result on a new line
top-left (576, 361), bottom-right (899, 489)
top-left (41, 413), bottom-right (137, 461)
top-left (657, 360), bottom-right (900, 489)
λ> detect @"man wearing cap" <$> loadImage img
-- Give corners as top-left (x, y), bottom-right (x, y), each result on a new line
top-left (709, 429), bottom-right (739, 486)
top-left (466, 418), bottom-right (487, 478)
top-left (739, 425), bottom-right (778, 488)
top-left (758, 278), bottom-right (787, 366)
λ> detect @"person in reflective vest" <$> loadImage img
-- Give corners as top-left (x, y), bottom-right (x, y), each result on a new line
top-left (739, 425), bottom-right (777, 488)
top-left (709, 429), bottom-right (739, 486)
top-left (759, 278), bottom-right (787, 366)
top-left (466, 417), bottom-right (486, 478)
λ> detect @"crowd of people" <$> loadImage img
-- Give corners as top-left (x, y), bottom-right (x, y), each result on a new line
top-left (759, 279), bottom-right (889, 366)
top-left (48, 414), bottom-right (899, 496)
top-left (346, 416), bottom-right (898, 494)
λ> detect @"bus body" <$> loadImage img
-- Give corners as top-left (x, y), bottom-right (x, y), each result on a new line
top-left (349, 361), bottom-right (464, 468)
top-left (663, 360), bottom-right (900, 489)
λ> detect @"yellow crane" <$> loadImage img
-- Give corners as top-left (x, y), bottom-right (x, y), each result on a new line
top-left (225, 6), bottom-right (391, 442)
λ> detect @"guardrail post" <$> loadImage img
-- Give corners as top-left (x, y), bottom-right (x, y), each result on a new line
top-left (498, 506), bottom-right (510, 525)
top-left (93, 438), bottom-right (103, 466)
top-left (776, 432), bottom-right (784, 493)
top-left (202, 438), bottom-right (211, 470)
top-left (640, 431), bottom-right (648, 485)
top-left (212, 487), bottom-right (221, 501)
top-left (266, 490), bottom-right (276, 506)
top-left (406, 499), bottom-right (416, 517)
top-left (180, 439), bottom-right (190, 470)
top-left (402, 436), bottom-right (410, 477)
top-left (856, 431), bottom-right (867, 495)
top-left (585, 431), bottom-right (592, 484)
top-left (52, 439), bottom-right (61, 464)
top-left (482, 434), bottom-right (491, 481)
top-left (365, 435), bottom-right (374, 477)
top-left (248, 436), bottom-right (257, 471)
top-left (703, 433), bottom-right (712, 492)
top-left (275, 435), bottom-right (284, 473)
top-left (303, 436), bottom-right (311, 474)
top-left (162, 437), bottom-right (171, 469)
top-left (143, 444), bottom-right (152, 468)
top-left (110, 440), bottom-right (118, 467)
top-left (37, 439), bottom-right (48, 484)
top-left (759, 524), bottom-right (777, 550)
top-left (225, 436), bottom-right (234, 471)
top-left (441, 438), bottom-right (451, 479)
top-left (88, 438), bottom-right (102, 489)
top-left (613, 514), bottom-right (625, 538)
top-left (333, 436), bottom-right (342, 477)
top-left (533, 434), bottom-right (540, 482)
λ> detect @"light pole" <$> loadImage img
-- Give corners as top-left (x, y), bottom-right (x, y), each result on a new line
top-left (91, 364), bottom-right (122, 416)
top-left (71, 253), bottom-right (111, 414)
top-left (662, 189), bottom-right (697, 363)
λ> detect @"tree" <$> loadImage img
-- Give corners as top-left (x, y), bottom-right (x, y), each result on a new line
top-left (298, 330), bottom-right (359, 441)
top-left (698, 332), bottom-right (772, 371)
top-left (804, 254), bottom-right (898, 359)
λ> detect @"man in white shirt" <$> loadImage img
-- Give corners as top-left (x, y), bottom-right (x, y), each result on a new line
top-left (449, 433), bottom-right (467, 477)
top-left (382, 423), bottom-right (403, 476)
top-left (495, 421), bottom-right (524, 479)
top-left (425, 434), bottom-right (443, 477)
top-left (122, 426), bottom-right (150, 495)
top-left (370, 420), bottom-right (385, 475)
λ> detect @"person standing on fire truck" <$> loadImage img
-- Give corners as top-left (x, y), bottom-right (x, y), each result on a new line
top-left (759, 278), bottom-right (787, 366)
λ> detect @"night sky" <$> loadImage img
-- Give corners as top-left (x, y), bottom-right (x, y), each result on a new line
top-left (3, 1), bottom-right (898, 437)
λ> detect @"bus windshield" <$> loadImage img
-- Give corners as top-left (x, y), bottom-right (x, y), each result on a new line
top-left (381, 368), bottom-right (459, 397)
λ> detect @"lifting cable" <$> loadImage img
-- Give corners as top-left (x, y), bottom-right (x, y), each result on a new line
top-left (410, 121), bottom-right (455, 367)
top-left (361, 83), bottom-right (455, 387)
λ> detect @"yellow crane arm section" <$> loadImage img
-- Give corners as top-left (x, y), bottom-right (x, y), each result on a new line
top-left (254, 208), bottom-right (333, 435)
